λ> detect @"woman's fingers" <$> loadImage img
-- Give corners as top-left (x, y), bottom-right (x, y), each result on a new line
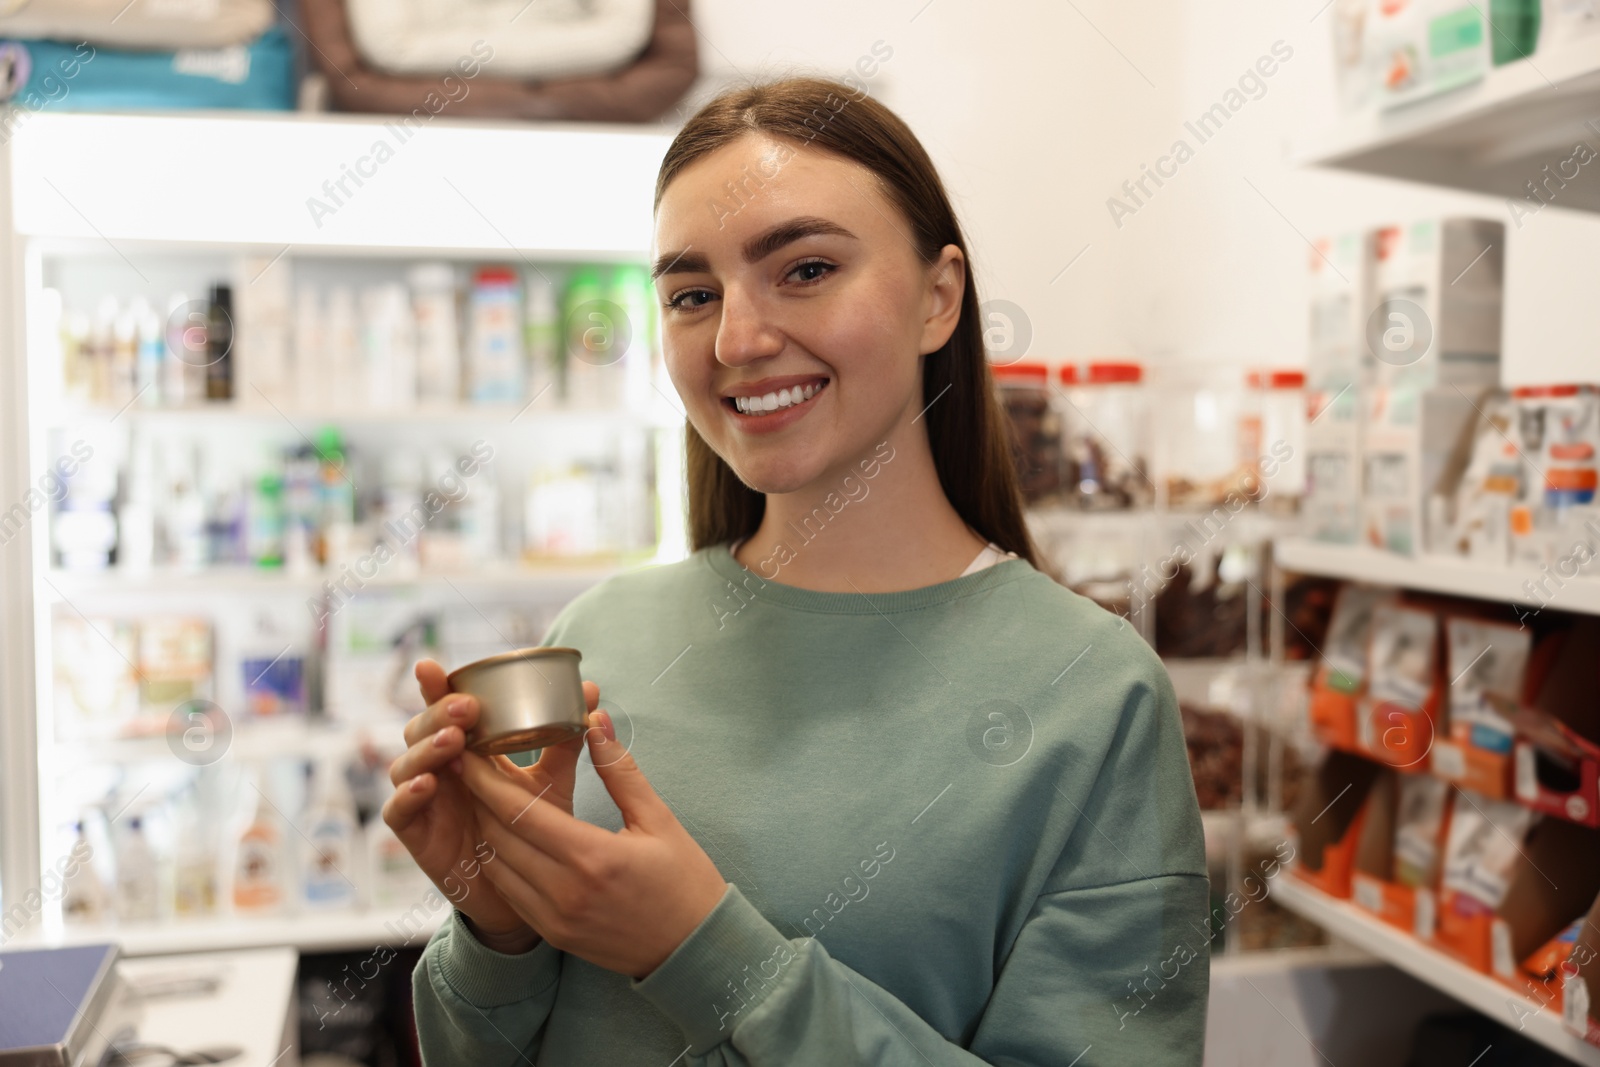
top-left (390, 724), bottom-right (468, 787)
top-left (417, 659), bottom-right (451, 706)
top-left (403, 690), bottom-right (478, 748)
top-left (583, 680), bottom-right (600, 712)
top-left (382, 771), bottom-right (437, 835)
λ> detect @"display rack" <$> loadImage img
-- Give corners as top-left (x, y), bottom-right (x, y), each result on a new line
top-left (1273, 879), bottom-right (1600, 1066)
top-left (6, 906), bottom-right (447, 958)
top-left (1296, 37), bottom-right (1600, 212)
top-left (1276, 537), bottom-right (1600, 616)
top-left (0, 113), bottom-right (679, 954)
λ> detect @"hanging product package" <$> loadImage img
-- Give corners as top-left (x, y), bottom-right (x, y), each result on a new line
top-left (0, 0), bottom-right (273, 50)
top-left (346, 0), bottom-right (656, 80)
top-left (0, 27), bottom-right (295, 110)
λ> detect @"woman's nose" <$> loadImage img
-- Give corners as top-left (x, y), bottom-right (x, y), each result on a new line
top-left (714, 285), bottom-right (784, 366)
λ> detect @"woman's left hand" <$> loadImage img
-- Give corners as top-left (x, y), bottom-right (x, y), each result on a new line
top-left (457, 712), bottom-right (729, 979)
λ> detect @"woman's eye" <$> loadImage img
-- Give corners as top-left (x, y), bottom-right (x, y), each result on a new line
top-left (787, 260), bottom-right (836, 284)
top-left (666, 288), bottom-right (715, 311)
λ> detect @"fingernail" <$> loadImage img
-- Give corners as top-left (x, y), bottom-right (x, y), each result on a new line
top-left (450, 757), bottom-right (464, 774)
top-left (599, 710), bottom-right (616, 743)
top-left (448, 697), bottom-right (469, 719)
top-left (410, 776), bottom-right (428, 793)
top-left (434, 727), bottom-right (454, 748)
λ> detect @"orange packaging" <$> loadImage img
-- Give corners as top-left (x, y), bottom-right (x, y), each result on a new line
top-left (1433, 793), bottom-right (1537, 972)
top-left (1309, 586), bottom-right (1395, 752)
top-left (1359, 603), bottom-right (1442, 773)
top-left (1289, 750), bottom-right (1382, 900)
top-left (1435, 616), bottom-right (1532, 798)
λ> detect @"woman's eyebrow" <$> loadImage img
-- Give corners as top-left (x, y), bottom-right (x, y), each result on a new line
top-left (651, 217), bottom-right (857, 280)
top-left (741, 217), bottom-right (856, 264)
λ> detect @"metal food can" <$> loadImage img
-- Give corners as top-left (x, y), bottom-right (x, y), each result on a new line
top-left (447, 646), bottom-right (588, 755)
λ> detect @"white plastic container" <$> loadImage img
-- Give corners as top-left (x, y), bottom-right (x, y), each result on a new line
top-left (1241, 369), bottom-right (1308, 513)
top-left (1061, 361), bottom-right (1151, 510)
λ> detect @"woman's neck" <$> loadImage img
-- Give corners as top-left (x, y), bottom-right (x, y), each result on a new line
top-left (731, 423), bottom-right (989, 593)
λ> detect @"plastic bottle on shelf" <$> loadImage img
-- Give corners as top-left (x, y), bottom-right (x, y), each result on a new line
top-left (458, 453), bottom-right (500, 563)
top-left (365, 809), bottom-right (427, 909)
top-left (561, 265), bottom-right (609, 409)
top-left (378, 451), bottom-right (424, 574)
top-left (170, 785), bottom-right (218, 918)
top-left (409, 263), bottom-right (460, 406)
top-left (525, 270), bottom-right (559, 407)
top-left (300, 759), bottom-right (359, 911)
top-left (363, 282), bottom-right (417, 410)
top-left (230, 770), bottom-right (286, 915)
top-left (245, 469), bottom-right (286, 568)
top-left (61, 819), bottom-right (110, 924)
top-left (468, 266), bottom-right (524, 404)
top-left (607, 264), bottom-right (655, 414)
top-left (88, 296), bottom-right (118, 407)
top-left (205, 284), bottom-right (234, 402)
top-left (162, 292), bottom-right (194, 407)
top-left (316, 427), bottom-right (356, 566)
top-left (293, 286), bottom-right (326, 411)
top-left (130, 297), bottom-right (163, 408)
top-left (114, 815), bottom-right (160, 923)
top-left (117, 431), bottom-right (156, 573)
top-left (325, 287), bottom-right (361, 410)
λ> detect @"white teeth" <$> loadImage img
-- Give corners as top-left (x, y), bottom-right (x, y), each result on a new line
top-left (732, 381), bottom-right (824, 414)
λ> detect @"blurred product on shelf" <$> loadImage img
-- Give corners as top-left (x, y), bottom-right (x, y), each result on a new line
top-left (1510, 384), bottom-right (1600, 567)
top-left (1279, 572), bottom-right (1341, 662)
top-left (1541, 0), bottom-right (1600, 51)
top-left (0, 0), bottom-right (274, 49)
top-left (299, 0), bottom-right (698, 122)
top-left (1511, 616), bottom-right (1600, 826)
top-left (0, 27), bottom-right (296, 110)
top-left (1238, 842), bottom-right (1328, 952)
top-left (1181, 703), bottom-right (1309, 812)
top-left (1154, 549), bottom-right (1252, 659)
top-left (346, 0), bottom-right (656, 80)
top-left (52, 611), bottom-right (212, 742)
top-left (1440, 616), bottom-right (1529, 795)
top-left (114, 815), bottom-right (159, 923)
top-left (992, 362), bottom-right (1062, 505)
top-left (1183, 703), bottom-right (1244, 809)
top-left (300, 760), bottom-right (359, 911)
top-left (1242, 369), bottom-right (1308, 514)
top-left (1305, 231), bottom-right (1372, 544)
top-left (1330, 0), bottom-right (1543, 117)
top-left (60, 819), bottom-right (109, 922)
top-left (1062, 362), bottom-right (1152, 509)
top-left (46, 259), bottom-right (663, 415)
top-left (1289, 747), bottom-right (1384, 898)
top-left (229, 768), bottom-right (287, 915)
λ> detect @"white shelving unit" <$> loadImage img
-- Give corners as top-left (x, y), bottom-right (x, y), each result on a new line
top-left (1296, 37), bottom-right (1600, 210)
top-left (0, 113), bottom-right (680, 954)
top-left (6, 906), bottom-right (447, 958)
top-left (1273, 879), bottom-right (1600, 1066)
top-left (1276, 537), bottom-right (1600, 616)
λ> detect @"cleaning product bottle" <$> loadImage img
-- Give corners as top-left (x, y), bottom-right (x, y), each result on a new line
top-left (561, 266), bottom-right (608, 409)
top-left (61, 819), bottom-right (110, 924)
top-left (114, 815), bottom-right (160, 923)
top-left (607, 264), bottom-right (655, 414)
top-left (301, 759), bottom-right (359, 910)
top-left (524, 270), bottom-right (559, 407)
top-left (170, 785), bottom-right (218, 918)
top-left (230, 770), bottom-right (286, 914)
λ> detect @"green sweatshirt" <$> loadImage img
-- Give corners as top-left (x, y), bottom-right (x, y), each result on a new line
top-left (412, 542), bottom-right (1210, 1065)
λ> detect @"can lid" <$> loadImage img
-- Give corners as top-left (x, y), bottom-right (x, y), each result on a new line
top-left (1058, 364), bottom-right (1079, 384)
top-left (990, 361), bottom-right (1049, 384)
top-left (447, 646), bottom-right (582, 688)
top-left (1511, 384), bottom-right (1583, 398)
top-left (1086, 361), bottom-right (1142, 384)
top-left (1247, 369), bottom-right (1306, 389)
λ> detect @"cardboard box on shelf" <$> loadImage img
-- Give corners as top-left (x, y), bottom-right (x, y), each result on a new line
top-left (1566, 890), bottom-right (1600, 1047)
top-left (1310, 585), bottom-right (1396, 750)
top-left (1430, 391), bottom-right (1523, 564)
top-left (1367, 219), bottom-right (1502, 396)
top-left (1510, 385), bottom-right (1600, 569)
top-left (1358, 602), bottom-right (1441, 771)
top-left (1353, 771), bottom-right (1454, 937)
top-left (1362, 389), bottom-right (1487, 556)
top-left (1494, 817), bottom-right (1600, 986)
top-left (1289, 748), bottom-right (1384, 899)
top-left (1434, 616), bottom-right (1532, 798)
top-left (1435, 791), bottom-right (1538, 971)
top-left (1511, 618), bottom-right (1600, 827)
top-left (1305, 231), bottom-right (1376, 545)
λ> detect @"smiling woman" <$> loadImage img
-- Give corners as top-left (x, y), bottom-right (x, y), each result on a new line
top-left (391, 76), bottom-right (1210, 1067)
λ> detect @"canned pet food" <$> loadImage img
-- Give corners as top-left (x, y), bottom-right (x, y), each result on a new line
top-left (447, 646), bottom-right (588, 755)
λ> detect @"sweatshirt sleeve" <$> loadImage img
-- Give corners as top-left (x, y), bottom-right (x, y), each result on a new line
top-left (628, 872), bottom-right (1209, 1066)
top-left (411, 908), bottom-right (565, 1067)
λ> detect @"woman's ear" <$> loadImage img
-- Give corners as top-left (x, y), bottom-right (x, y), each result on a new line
top-left (918, 244), bottom-right (966, 356)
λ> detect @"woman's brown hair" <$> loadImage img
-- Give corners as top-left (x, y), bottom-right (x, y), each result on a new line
top-left (654, 76), bottom-right (1043, 570)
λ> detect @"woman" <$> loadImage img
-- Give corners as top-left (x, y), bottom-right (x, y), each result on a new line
top-left (387, 76), bottom-right (1209, 1065)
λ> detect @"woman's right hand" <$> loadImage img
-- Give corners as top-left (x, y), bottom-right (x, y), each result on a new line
top-left (382, 657), bottom-right (600, 954)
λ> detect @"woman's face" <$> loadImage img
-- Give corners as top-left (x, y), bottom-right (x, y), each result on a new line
top-left (652, 132), bottom-right (963, 495)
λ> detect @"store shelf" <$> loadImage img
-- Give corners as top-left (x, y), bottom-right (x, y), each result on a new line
top-left (1272, 878), bottom-right (1600, 1065)
top-left (6, 906), bottom-right (447, 958)
top-left (1296, 39), bottom-right (1600, 211)
top-left (1276, 538), bottom-right (1600, 615)
top-left (39, 560), bottom-right (625, 599)
top-left (44, 401), bottom-right (656, 429)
